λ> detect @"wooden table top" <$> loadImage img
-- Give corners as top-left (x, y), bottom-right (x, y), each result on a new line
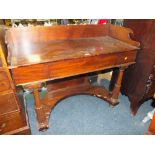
top-left (8, 36), bottom-right (138, 68)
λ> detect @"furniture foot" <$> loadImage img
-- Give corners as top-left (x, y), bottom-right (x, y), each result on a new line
top-left (109, 104), bottom-right (115, 108)
top-left (129, 96), bottom-right (145, 115)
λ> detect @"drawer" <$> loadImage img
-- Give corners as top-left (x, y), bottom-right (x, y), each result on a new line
top-left (0, 114), bottom-right (17, 134)
top-left (0, 71), bottom-right (11, 92)
top-left (0, 93), bottom-right (30, 135)
top-left (0, 112), bottom-right (23, 135)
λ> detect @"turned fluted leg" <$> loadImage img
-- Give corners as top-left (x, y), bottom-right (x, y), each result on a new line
top-left (25, 83), bottom-right (48, 130)
top-left (110, 66), bottom-right (127, 105)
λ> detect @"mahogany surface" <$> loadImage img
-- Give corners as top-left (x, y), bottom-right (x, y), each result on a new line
top-left (7, 36), bottom-right (137, 68)
top-left (5, 24), bottom-right (140, 130)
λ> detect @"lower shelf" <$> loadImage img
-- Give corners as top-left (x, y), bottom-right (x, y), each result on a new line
top-left (32, 76), bottom-right (120, 130)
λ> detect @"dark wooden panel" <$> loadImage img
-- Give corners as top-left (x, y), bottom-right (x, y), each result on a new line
top-left (120, 19), bottom-right (155, 115)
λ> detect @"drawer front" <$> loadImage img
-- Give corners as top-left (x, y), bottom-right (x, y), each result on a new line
top-left (11, 50), bottom-right (137, 85)
top-left (0, 93), bottom-right (20, 134)
top-left (0, 71), bottom-right (11, 92)
top-left (0, 112), bottom-right (23, 135)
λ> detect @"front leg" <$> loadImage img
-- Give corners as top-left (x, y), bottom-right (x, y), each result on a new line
top-left (110, 66), bottom-right (128, 105)
top-left (24, 83), bottom-right (48, 130)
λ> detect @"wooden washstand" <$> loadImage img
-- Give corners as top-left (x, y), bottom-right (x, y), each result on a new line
top-left (5, 24), bottom-right (140, 130)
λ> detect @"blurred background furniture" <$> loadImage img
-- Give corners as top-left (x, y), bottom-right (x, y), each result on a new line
top-left (0, 27), bottom-right (31, 134)
top-left (119, 20), bottom-right (155, 115)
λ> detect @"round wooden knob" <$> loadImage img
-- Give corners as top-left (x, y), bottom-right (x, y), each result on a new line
top-left (124, 57), bottom-right (128, 60)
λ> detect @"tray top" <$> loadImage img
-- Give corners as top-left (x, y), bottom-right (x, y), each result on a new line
top-left (8, 36), bottom-right (139, 68)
